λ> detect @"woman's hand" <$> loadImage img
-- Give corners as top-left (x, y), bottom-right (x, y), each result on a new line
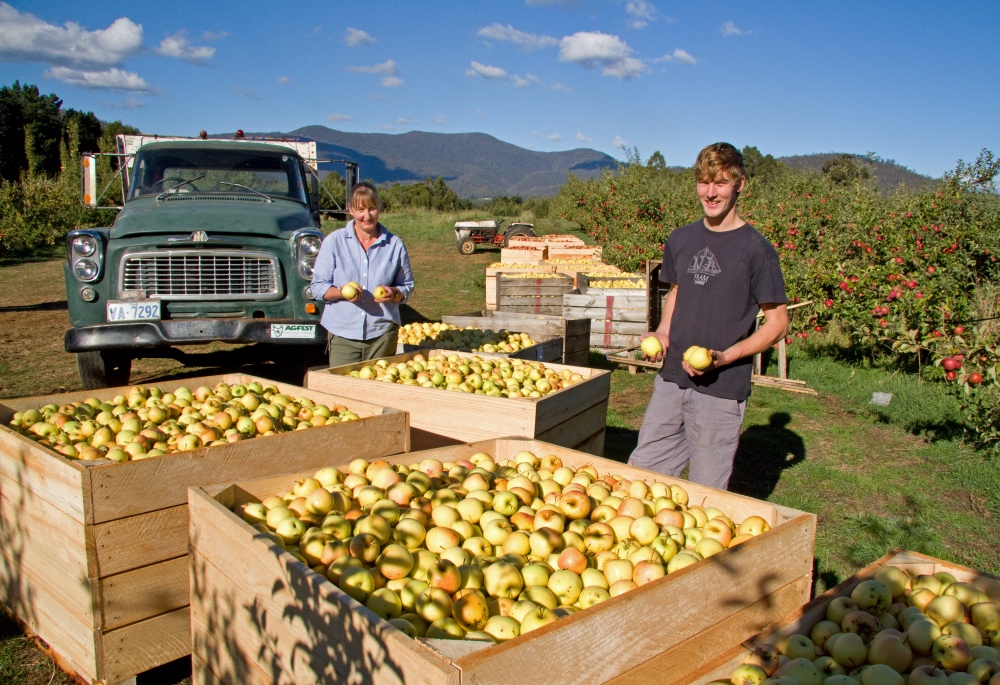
top-left (373, 285), bottom-right (400, 303)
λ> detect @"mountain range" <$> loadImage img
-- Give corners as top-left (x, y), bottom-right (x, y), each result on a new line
top-left (258, 126), bottom-right (935, 199)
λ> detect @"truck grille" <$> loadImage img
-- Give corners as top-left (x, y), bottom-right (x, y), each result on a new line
top-left (120, 250), bottom-right (281, 301)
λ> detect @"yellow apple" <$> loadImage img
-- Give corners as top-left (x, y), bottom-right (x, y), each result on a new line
top-left (341, 283), bottom-right (359, 301)
top-left (640, 336), bottom-right (663, 359)
top-left (687, 346), bottom-right (714, 371)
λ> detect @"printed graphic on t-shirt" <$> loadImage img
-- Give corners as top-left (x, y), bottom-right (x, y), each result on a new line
top-left (687, 247), bottom-right (721, 285)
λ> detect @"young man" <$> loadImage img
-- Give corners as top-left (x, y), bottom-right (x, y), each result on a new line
top-left (628, 143), bottom-right (788, 490)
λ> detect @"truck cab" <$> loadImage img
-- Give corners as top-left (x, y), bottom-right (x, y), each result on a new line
top-left (65, 134), bottom-right (352, 388)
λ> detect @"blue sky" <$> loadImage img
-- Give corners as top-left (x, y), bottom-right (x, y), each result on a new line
top-left (1, 1), bottom-right (997, 179)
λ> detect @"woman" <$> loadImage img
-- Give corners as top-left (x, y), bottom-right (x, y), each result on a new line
top-left (311, 182), bottom-right (415, 367)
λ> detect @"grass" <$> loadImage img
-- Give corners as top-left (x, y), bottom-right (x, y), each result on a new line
top-left (1, 209), bottom-right (997, 682)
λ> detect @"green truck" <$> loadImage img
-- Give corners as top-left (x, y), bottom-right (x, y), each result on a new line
top-left (65, 133), bottom-right (356, 388)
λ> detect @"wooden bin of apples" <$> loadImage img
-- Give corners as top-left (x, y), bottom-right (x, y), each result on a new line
top-left (689, 549), bottom-right (1000, 685)
top-left (188, 437), bottom-right (817, 685)
top-left (306, 350), bottom-right (610, 455)
top-left (442, 310), bottom-right (592, 367)
top-left (0, 375), bottom-right (409, 685)
top-left (394, 321), bottom-right (564, 364)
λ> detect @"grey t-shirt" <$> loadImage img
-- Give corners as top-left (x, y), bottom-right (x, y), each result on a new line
top-left (659, 220), bottom-right (787, 401)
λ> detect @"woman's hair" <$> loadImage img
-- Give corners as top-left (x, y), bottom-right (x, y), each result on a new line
top-left (694, 143), bottom-right (746, 187)
top-left (349, 181), bottom-right (382, 211)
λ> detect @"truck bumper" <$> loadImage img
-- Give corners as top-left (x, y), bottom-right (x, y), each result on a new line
top-left (65, 319), bottom-right (326, 353)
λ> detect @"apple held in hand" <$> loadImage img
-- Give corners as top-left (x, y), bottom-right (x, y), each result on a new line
top-left (341, 282), bottom-right (361, 301)
top-left (684, 345), bottom-right (714, 371)
top-left (640, 335), bottom-right (663, 359)
top-left (373, 285), bottom-right (392, 300)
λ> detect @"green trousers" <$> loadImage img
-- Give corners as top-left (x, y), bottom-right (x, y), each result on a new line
top-left (327, 327), bottom-right (399, 368)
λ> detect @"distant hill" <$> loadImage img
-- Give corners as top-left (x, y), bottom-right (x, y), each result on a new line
top-left (778, 153), bottom-right (935, 191)
top-left (283, 126), bottom-right (617, 199)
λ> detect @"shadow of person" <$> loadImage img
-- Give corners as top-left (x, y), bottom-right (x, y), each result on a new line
top-left (729, 412), bottom-right (806, 500)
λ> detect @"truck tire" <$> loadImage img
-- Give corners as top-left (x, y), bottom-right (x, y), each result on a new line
top-left (458, 238), bottom-right (477, 255)
top-left (502, 226), bottom-right (536, 246)
top-left (77, 351), bottom-right (132, 390)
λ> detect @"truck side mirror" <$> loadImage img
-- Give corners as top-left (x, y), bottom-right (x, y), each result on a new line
top-left (81, 154), bottom-right (98, 207)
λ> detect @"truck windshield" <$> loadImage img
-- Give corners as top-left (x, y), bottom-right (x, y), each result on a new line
top-left (128, 147), bottom-right (308, 204)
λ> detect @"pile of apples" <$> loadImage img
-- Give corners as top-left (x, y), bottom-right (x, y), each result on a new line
top-left (724, 566), bottom-right (1000, 685)
top-left (7, 381), bottom-right (362, 463)
top-left (345, 353), bottom-right (585, 399)
top-left (588, 277), bottom-right (645, 289)
top-left (398, 322), bottom-right (537, 353)
top-left (235, 450), bottom-right (773, 642)
top-left (500, 273), bottom-right (568, 280)
top-left (488, 262), bottom-right (544, 269)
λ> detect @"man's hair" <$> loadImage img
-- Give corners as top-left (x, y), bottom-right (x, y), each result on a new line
top-left (694, 143), bottom-right (746, 186)
top-left (349, 181), bottom-right (382, 211)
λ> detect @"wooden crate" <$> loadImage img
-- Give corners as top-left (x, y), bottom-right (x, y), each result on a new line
top-left (0, 375), bottom-right (409, 685)
top-left (499, 247), bottom-right (546, 263)
top-left (496, 275), bottom-right (575, 316)
top-left (485, 266), bottom-right (556, 310)
top-left (442, 311), bottom-right (592, 366)
top-left (306, 351), bottom-right (609, 454)
top-left (547, 245), bottom-right (603, 260)
top-left (188, 437), bottom-right (817, 685)
top-left (563, 289), bottom-right (649, 354)
top-left (395, 339), bottom-right (556, 363)
top-left (690, 549), bottom-right (1000, 685)
top-left (646, 259), bottom-right (670, 332)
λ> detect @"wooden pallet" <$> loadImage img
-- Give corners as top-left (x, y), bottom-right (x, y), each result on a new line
top-left (0, 375), bottom-right (409, 685)
top-left (306, 351), bottom-right (610, 455)
top-left (190, 437), bottom-right (816, 685)
top-left (690, 549), bottom-right (1000, 685)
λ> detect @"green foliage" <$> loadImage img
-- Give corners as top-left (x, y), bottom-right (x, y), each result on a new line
top-left (320, 170), bottom-right (346, 210)
top-left (742, 145), bottom-right (789, 183)
top-left (381, 176), bottom-right (463, 212)
top-left (821, 154), bottom-right (872, 185)
top-left (0, 173), bottom-right (83, 257)
top-left (0, 82), bottom-right (63, 181)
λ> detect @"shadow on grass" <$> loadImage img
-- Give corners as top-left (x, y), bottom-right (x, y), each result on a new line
top-left (730, 412), bottom-right (806, 500)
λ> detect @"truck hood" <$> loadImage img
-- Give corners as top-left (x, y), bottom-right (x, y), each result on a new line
top-left (110, 196), bottom-right (316, 239)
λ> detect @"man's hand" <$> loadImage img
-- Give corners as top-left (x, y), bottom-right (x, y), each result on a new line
top-left (682, 348), bottom-right (726, 376)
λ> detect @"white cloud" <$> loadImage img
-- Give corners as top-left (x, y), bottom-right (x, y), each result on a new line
top-left (432, 115), bottom-right (445, 125)
top-left (156, 31), bottom-right (214, 63)
top-left (559, 31), bottom-right (647, 79)
top-left (0, 4), bottom-right (142, 68)
top-left (548, 132), bottom-right (562, 142)
top-left (576, 132), bottom-right (592, 143)
top-left (276, 76), bottom-right (290, 85)
top-left (346, 58), bottom-right (398, 75)
top-left (656, 48), bottom-right (697, 65)
top-left (44, 65), bottom-right (150, 91)
top-left (511, 73), bottom-right (542, 87)
top-left (551, 82), bottom-right (570, 92)
top-left (721, 21), bottom-right (746, 37)
top-left (613, 135), bottom-right (629, 149)
top-left (325, 113), bottom-right (352, 122)
top-left (477, 24), bottom-right (558, 51)
top-left (626, 0), bottom-right (657, 29)
top-left (234, 85), bottom-right (261, 100)
top-left (394, 117), bottom-right (414, 126)
top-left (201, 30), bottom-right (229, 41)
top-left (103, 96), bottom-right (145, 109)
top-left (466, 61), bottom-right (507, 79)
top-left (345, 27), bottom-right (375, 47)
top-left (381, 76), bottom-right (404, 87)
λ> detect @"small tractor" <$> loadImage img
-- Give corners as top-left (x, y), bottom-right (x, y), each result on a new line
top-left (454, 219), bottom-right (536, 255)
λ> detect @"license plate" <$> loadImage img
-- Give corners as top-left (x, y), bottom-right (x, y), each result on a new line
top-left (107, 299), bottom-right (160, 321)
top-left (271, 324), bottom-right (316, 339)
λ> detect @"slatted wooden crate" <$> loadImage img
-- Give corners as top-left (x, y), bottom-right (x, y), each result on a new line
top-left (690, 549), bottom-right (1000, 685)
top-left (189, 437), bottom-right (817, 685)
top-left (563, 289), bottom-right (649, 353)
top-left (547, 244), bottom-right (603, 260)
top-left (306, 351), bottom-right (609, 454)
top-left (499, 247), bottom-right (546, 263)
top-left (442, 311), bottom-right (592, 366)
top-left (485, 266), bottom-right (556, 310)
top-left (496, 275), bottom-right (575, 316)
top-left (0, 375), bottom-right (409, 685)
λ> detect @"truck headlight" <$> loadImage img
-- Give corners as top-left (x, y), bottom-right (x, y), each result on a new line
top-left (73, 259), bottom-right (99, 281)
top-left (299, 235), bottom-right (321, 257)
top-left (71, 234), bottom-right (97, 257)
top-left (294, 230), bottom-right (323, 279)
top-left (299, 258), bottom-right (315, 279)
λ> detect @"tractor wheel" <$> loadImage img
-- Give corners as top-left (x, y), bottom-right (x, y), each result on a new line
top-left (458, 238), bottom-right (477, 255)
top-left (502, 226), bottom-right (536, 246)
top-left (77, 351), bottom-right (132, 390)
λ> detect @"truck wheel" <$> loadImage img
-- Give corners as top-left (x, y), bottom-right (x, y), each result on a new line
top-left (502, 226), bottom-right (536, 246)
top-left (458, 238), bottom-right (477, 255)
top-left (77, 351), bottom-right (132, 390)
